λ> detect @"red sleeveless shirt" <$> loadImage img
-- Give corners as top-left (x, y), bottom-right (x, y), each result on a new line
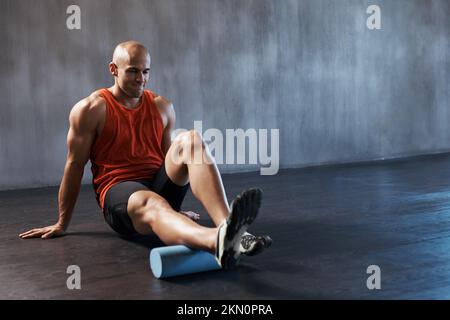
top-left (90, 88), bottom-right (165, 209)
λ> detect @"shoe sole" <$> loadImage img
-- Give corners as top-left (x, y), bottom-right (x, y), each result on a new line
top-left (220, 188), bottom-right (262, 269)
top-left (243, 235), bottom-right (273, 257)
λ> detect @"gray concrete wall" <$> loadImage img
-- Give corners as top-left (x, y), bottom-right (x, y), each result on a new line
top-left (0, 0), bottom-right (449, 190)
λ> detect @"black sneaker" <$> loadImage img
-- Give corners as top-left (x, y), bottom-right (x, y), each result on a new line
top-left (240, 233), bottom-right (273, 256)
top-left (215, 188), bottom-right (262, 269)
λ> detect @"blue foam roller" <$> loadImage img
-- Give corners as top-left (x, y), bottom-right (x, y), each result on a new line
top-left (150, 245), bottom-right (221, 279)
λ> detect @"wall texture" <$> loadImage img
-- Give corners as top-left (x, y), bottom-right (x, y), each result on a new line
top-left (0, 0), bottom-right (449, 190)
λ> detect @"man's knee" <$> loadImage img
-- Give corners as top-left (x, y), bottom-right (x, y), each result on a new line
top-left (167, 129), bottom-right (206, 168)
top-left (127, 191), bottom-right (162, 225)
top-left (175, 130), bottom-right (205, 152)
top-left (187, 129), bottom-right (204, 146)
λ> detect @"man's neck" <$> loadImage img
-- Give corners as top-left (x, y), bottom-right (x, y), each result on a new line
top-left (109, 85), bottom-right (141, 108)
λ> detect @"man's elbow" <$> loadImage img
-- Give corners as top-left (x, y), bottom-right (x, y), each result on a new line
top-left (65, 160), bottom-right (87, 171)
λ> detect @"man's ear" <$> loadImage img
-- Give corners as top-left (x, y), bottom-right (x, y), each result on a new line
top-left (109, 62), bottom-right (118, 77)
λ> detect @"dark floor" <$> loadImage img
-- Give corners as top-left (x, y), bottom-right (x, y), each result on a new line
top-left (2, 153), bottom-right (450, 299)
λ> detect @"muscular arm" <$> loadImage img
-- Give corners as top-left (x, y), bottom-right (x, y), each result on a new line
top-left (57, 100), bottom-right (98, 229)
top-left (20, 98), bottom-right (99, 239)
top-left (155, 96), bottom-right (176, 155)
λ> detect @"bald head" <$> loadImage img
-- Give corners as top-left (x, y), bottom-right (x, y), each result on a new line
top-left (109, 41), bottom-right (151, 98)
top-left (112, 41), bottom-right (150, 67)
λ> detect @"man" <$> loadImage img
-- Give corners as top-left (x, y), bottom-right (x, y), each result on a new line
top-left (19, 41), bottom-right (271, 268)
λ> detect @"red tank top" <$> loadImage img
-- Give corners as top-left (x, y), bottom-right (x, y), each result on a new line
top-left (90, 88), bottom-right (165, 209)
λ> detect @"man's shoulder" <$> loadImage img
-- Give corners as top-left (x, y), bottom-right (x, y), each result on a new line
top-left (149, 90), bottom-right (173, 110)
top-left (147, 90), bottom-right (175, 128)
top-left (73, 90), bottom-right (106, 111)
top-left (85, 89), bottom-right (107, 109)
top-left (70, 90), bottom-right (106, 122)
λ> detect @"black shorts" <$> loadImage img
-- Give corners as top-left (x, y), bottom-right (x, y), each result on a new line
top-left (103, 165), bottom-right (189, 236)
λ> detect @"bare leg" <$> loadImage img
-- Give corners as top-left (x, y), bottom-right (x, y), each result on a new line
top-left (164, 130), bottom-right (230, 226)
top-left (127, 190), bottom-right (218, 253)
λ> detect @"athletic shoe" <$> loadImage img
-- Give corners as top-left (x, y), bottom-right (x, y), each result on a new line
top-left (215, 188), bottom-right (262, 269)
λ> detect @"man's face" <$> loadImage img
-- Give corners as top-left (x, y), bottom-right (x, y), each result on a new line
top-left (113, 51), bottom-right (150, 98)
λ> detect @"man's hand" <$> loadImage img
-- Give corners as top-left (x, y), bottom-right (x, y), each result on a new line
top-left (19, 224), bottom-right (66, 239)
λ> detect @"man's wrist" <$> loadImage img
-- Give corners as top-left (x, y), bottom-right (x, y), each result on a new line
top-left (56, 221), bottom-right (68, 231)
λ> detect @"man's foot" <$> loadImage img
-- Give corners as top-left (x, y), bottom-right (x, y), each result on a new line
top-left (240, 232), bottom-right (272, 256)
top-left (215, 188), bottom-right (262, 269)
